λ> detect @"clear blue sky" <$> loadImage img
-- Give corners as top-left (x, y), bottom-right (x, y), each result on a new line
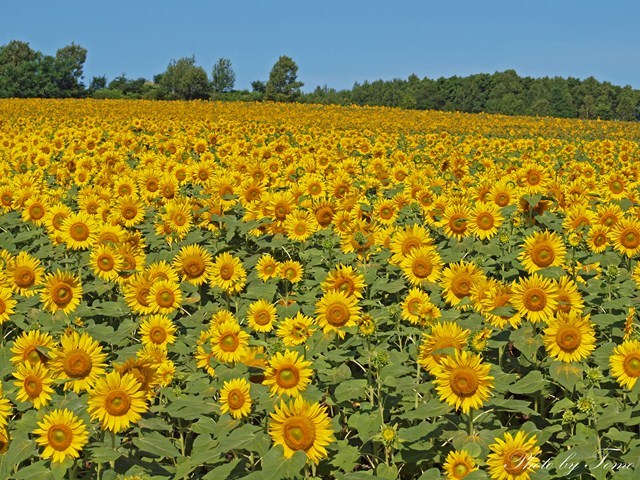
top-left (2, 0), bottom-right (639, 91)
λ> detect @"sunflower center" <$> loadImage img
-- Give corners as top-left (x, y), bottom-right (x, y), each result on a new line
top-left (495, 192), bottom-right (510, 206)
top-left (14, 265), bottom-right (36, 288)
top-left (610, 180), bottom-right (624, 194)
top-left (70, 222), bottom-right (90, 241)
top-left (527, 172), bottom-right (540, 186)
top-left (276, 367), bottom-right (300, 389)
top-left (254, 311), bottom-right (271, 326)
top-left (98, 255), bottom-right (115, 271)
top-left (412, 258), bottom-right (433, 279)
top-left (335, 278), bottom-right (355, 295)
top-left (407, 297), bottom-right (423, 316)
top-left (531, 244), bottom-right (555, 267)
top-left (157, 288), bottom-right (175, 308)
top-left (504, 449), bottom-right (530, 475)
top-left (104, 390), bottom-right (132, 416)
top-left (149, 326), bottom-right (167, 344)
top-left (522, 288), bottom-right (547, 312)
top-left (380, 206), bottom-right (393, 220)
top-left (24, 374), bottom-right (43, 397)
top-left (63, 349), bottom-right (93, 378)
top-left (477, 212), bottom-right (494, 230)
top-left (556, 325), bottom-right (582, 352)
top-left (184, 255), bottom-right (206, 278)
top-left (451, 274), bottom-right (473, 298)
top-left (29, 203), bottom-right (45, 220)
top-left (263, 263), bottom-right (277, 275)
top-left (450, 367), bottom-right (480, 396)
top-left (48, 425), bottom-right (73, 451)
top-left (283, 416), bottom-right (316, 452)
top-left (401, 236), bottom-right (421, 255)
top-left (173, 213), bottom-right (187, 226)
top-left (326, 302), bottom-right (350, 327)
top-left (623, 354), bottom-right (640, 378)
top-left (220, 265), bottom-right (234, 281)
top-left (621, 228), bottom-right (640, 249)
top-left (275, 204), bottom-right (288, 221)
top-left (227, 390), bottom-right (245, 410)
top-left (26, 347), bottom-right (46, 365)
top-left (220, 333), bottom-right (239, 352)
top-left (122, 206), bottom-right (138, 220)
top-left (309, 183), bottom-right (322, 196)
top-left (453, 462), bottom-right (470, 478)
top-left (315, 207), bottom-right (333, 226)
top-left (52, 213), bottom-right (67, 230)
top-left (135, 286), bottom-right (151, 307)
top-left (51, 283), bottom-right (74, 307)
top-left (592, 233), bottom-right (607, 247)
top-left (449, 214), bottom-right (467, 234)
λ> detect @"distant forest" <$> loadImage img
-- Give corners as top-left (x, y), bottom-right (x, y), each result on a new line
top-left (1, 40), bottom-right (639, 121)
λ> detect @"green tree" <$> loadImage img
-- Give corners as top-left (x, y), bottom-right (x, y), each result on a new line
top-left (615, 86), bottom-right (638, 121)
top-left (0, 40), bottom-right (39, 97)
top-left (211, 58), bottom-right (236, 95)
top-left (158, 56), bottom-right (210, 100)
top-left (264, 55), bottom-right (303, 102)
top-left (53, 43), bottom-right (87, 96)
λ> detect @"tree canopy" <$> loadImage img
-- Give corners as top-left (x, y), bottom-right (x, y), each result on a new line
top-left (264, 55), bottom-right (303, 102)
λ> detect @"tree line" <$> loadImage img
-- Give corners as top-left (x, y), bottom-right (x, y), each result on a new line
top-left (1, 40), bottom-right (639, 120)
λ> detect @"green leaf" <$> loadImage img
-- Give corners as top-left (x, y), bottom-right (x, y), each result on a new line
top-left (202, 458), bottom-right (242, 479)
top-left (132, 431), bottom-right (180, 458)
top-left (549, 361), bottom-right (583, 391)
top-left (509, 370), bottom-right (547, 395)
top-left (218, 424), bottom-right (271, 455)
top-left (334, 379), bottom-right (369, 403)
top-left (330, 440), bottom-right (361, 473)
top-left (376, 464), bottom-right (399, 479)
top-left (259, 446), bottom-right (307, 480)
top-left (13, 461), bottom-right (52, 480)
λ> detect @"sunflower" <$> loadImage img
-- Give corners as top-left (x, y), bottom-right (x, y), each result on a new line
top-left (195, 336), bottom-right (217, 378)
top-left (438, 203), bottom-right (471, 241)
top-left (418, 321), bottom-right (470, 374)
top-left (90, 244), bottom-right (123, 282)
top-left (321, 264), bottom-right (365, 298)
top-left (146, 260), bottom-right (180, 285)
top-left (276, 313), bottom-right (316, 347)
top-left (313, 199), bottom-right (336, 228)
top-left (0, 286), bottom-right (16, 324)
top-left (60, 211), bottom-right (98, 250)
top-left (401, 287), bottom-right (432, 324)
top-left (49, 331), bottom-right (107, 393)
top-left (609, 339), bottom-right (640, 390)
top-left (246, 299), bottom-right (278, 332)
top-left (210, 319), bottom-right (250, 363)
top-left (122, 272), bottom-right (155, 315)
top-left (87, 371), bottom-right (148, 433)
top-left (486, 431), bottom-right (541, 480)
top-left (481, 283), bottom-right (522, 330)
top-left (284, 209), bottom-right (318, 242)
top-left (440, 261), bottom-right (485, 309)
top-left (172, 244), bottom-right (213, 286)
top-left (372, 198), bottom-right (398, 225)
top-left (114, 357), bottom-right (160, 398)
top-left (587, 225), bottom-right (609, 253)
top-left (115, 194), bottom-right (145, 227)
top-left (256, 254), bottom-right (281, 281)
top-left (555, 276), bottom-right (584, 315)
top-left (10, 329), bottom-right (55, 366)
top-left (263, 350), bottom-right (313, 398)
top-left (609, 218), bottom-right (640, 257)
top-left (596, 203), bottom-right (623, 229)
top-left (139, 315), bottom-right (177, 348)
top-left (162, 199), bottom-right (193, 238)
top-left (0, 426), bottom-right (8, 454)
top-left (7, 251), bottom-right (44, 297)
top-left (400, 245), bottom-right (443, 286)
top-left (13, 361), bottom-right (54, 409)
top-left (94, 223), bottom-right (126, 246)
top-left (511, 273), bottom-right (558, 323)
top-left (209, 252), bottom-right (247, 294)
top-left (468, 202), bottom-right (504, 240)
top-left (389, 224), bottom-right (433, 264)
top-left (433, 350), bottom-right (494, 414)
top-left (489, 180), bottom-right (516, 208)
top-left (443, 450), bottom-right (478, 479)
top-left (519, 230), bottom-right (567, 273)
top-left (40, 270), bottom-right (83, 315)
top-left (33, 408), bottom-right (89, 464)
top-left (146, 279), bottom-right (182, 315)
top-left (316, 290), bottom-right (361, 338)
top-left (0, 391), bottom-right (10, 428)
top-left (219, 378), bottom-right (252, 419)
top-left (543, 311), bottom-right (596, 363)
top-left (269, 397), bottom-right (334, 464)
top-left (278, 260), bottom-right (304, 284)
top-left (22, 195), bottom-right (49, 226)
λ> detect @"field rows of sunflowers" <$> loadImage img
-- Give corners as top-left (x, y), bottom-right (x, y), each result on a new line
top-left (1, 99), bottom-right (640, 479)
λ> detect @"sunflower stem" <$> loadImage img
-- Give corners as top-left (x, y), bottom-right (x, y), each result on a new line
top-left (69, 459), bottom-right (78, 480)
top-left (467, 409), bottom-right (474, 436)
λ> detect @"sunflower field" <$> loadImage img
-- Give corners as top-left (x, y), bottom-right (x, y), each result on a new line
top-left (1, 99), bottom-right (640, 480)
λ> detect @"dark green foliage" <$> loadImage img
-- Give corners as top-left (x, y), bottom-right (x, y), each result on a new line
top-left (211, 58), bottom-right (236, 95)
top-left (157, 56), bottom-right (210, 100)
top-left (264, 55), bottom-right (303, 102)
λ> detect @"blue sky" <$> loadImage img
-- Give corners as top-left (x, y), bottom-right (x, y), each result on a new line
top-left (1, 0), bottom-right (639, 91)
